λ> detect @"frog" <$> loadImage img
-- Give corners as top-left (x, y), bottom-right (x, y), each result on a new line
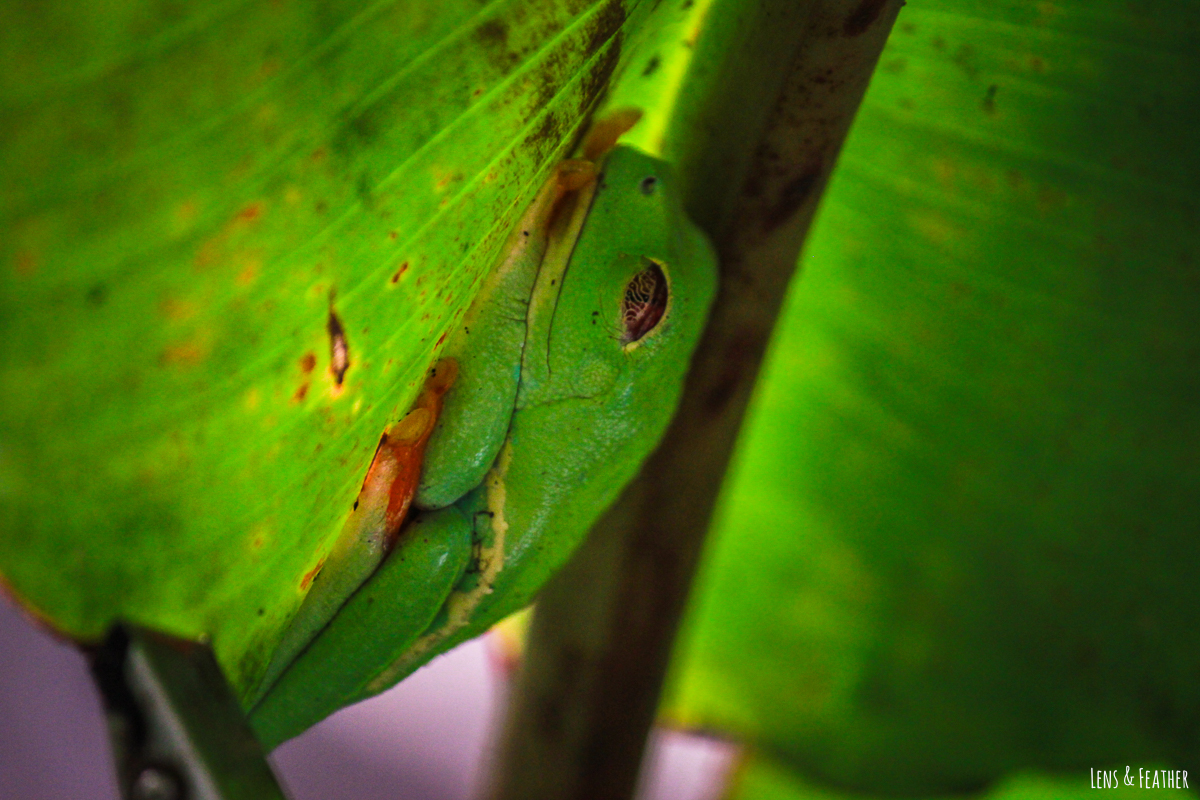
top-left (248, 121), bottom-right (718, 748)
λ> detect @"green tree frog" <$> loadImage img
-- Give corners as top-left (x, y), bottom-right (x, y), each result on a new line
top-left (248, 129), bottom-right (717, 748)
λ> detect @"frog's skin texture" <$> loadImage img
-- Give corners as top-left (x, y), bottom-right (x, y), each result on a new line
top-left (249, 144), bottom-right (717, 748)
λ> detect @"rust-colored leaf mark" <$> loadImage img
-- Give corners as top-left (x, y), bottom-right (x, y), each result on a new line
top-left (358, 359), bottom-right (459, 550)
top-left (299, 558), bottom-right (326, 591)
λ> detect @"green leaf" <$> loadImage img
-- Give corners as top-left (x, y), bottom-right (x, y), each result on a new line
top-left (0, 0), bottom-right (644, 695)
top-left (667, 0), bottom-right (1200, 793)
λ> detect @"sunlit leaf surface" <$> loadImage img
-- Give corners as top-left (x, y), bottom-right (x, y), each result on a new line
top-left (668, 0), bottom-right (1200, 794)
top-left (0, 0), bottom-right (642, 693)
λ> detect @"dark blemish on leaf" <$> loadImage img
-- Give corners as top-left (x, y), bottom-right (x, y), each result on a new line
top-left (315, 200), bottom-right (328, 215)
top-left (292, 383), bottom-right (309, 403)
top-left (353, 499), bottom-right (359, 511)
top-left (523, 113), bottom-right (560, 151)
top-left (300, 352), bottom-right (317, 373)
top-left (682, 0), bottom-right (693, 8)
top-left (953, 44), bottom-right (979, 79)
top-left (436, 331), bottom-right (447, 348)
top-left (86, 284), bottom-right (107, 307)
top-left (476, 18), bottom-right (508, 47)
top-left (237, 203), bottom-right (263, 223)
top-left (642, 55), bottom-right (661, 77)
top-left (332, 108), bottom-right (380, 157)
top-left (983, 84), bottom-right (998, 114)
top-left (764, 162), bottom-right (823, 232)
top-left (349, 109), bottom-right (379, 144)
top-left (327, 310), bottom-right (349, 385)
top-left (257, 608), bottom-right (265, 616)
top-left (391, 262), bottom-right (409, 283)
top-left (474, 18), bottom-right (522, 73)
top-left (389, 230), bottom-right (398, 241)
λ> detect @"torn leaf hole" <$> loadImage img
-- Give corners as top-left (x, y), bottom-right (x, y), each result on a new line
top-left (328, 311), bottom-right (349, 384)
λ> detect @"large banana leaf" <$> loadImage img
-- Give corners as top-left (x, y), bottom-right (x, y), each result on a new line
top-left (0, 0), bottom-right (647, 695)
top-left (666, 0), bottom-right (1200, 795)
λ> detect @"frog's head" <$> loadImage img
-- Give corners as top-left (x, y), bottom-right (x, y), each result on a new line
top-left (490, 144), bottom-right (718, 614)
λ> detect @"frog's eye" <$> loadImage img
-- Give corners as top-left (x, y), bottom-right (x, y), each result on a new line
top-left (621, 258), bottom-right (669, 346)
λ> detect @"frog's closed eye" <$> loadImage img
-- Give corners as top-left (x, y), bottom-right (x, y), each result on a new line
top-left (621, 258), bottom-right (669, 347)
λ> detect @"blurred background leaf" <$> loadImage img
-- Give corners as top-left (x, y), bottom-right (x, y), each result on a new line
top-left (665, 0), bottom-right (1200, 795)
top-left (0, 0), bottom-right (647, 696)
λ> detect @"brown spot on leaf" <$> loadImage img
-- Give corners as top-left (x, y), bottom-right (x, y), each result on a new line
top-left (982, 84), bottom-right (998, 114)
top-left (160, 337), bottom-right (210, 367)
top-left (299, 352), bottom-right (317, 373)
top-left (476, 18), bottom-right (508, 47)
top-left (292, 383), bottom-right (309, 403)
top-left (236, 257), bottom-right (260, 286)
top-left (159, 297), bottom-right (197, 321)
top-left (13, 250), bottom-right (38, 276)
top-left (237, 203), bottom-right (263, 223)
top-left (391, 262), bottom-right (409, 283)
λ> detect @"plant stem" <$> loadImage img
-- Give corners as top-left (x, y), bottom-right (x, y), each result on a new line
top-left (489, 2), bottom-right (903, 797)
